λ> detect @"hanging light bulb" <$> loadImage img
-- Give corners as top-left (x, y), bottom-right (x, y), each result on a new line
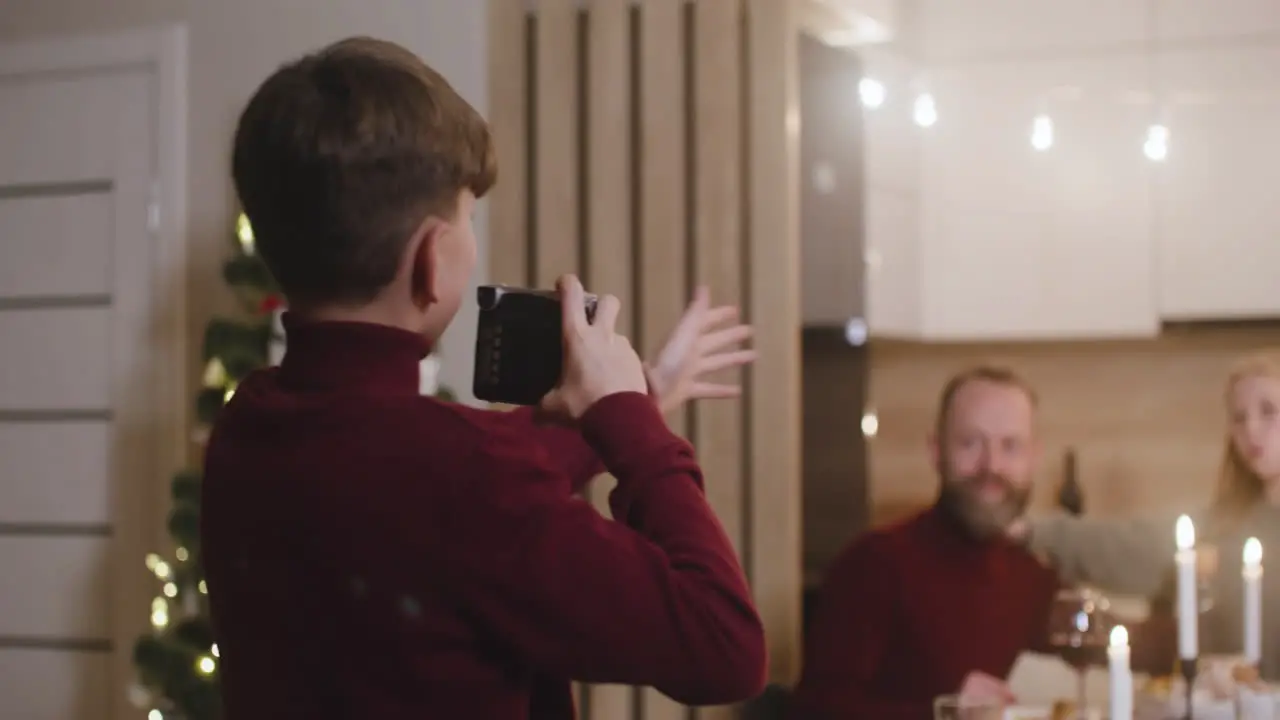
top-left (913, 93), bottom-right (938, 127)
top-left (858, 77), bottom-right (886, 109)
top-left (1031, 114), bottom-right (1054, 151)
top-left (1144, 124), bottom-right (1169, 161)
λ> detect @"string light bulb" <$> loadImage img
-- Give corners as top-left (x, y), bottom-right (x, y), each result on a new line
top-left (913, 93), bottom-right (938, 127)
top-left (150, 597), bottom-right (169, 629)
top-left (1031, 114), bottom-right (1054, 151)
top-left (1144, 124), bottom-right (1169, 161)
top-left (195, 655), bottom-right (217, 675)
top-left (236, 213), bottom-right (255, 255)
top-left (858, 77), bottom-right (886, 109)
top-left (202, 358), bottom-right (227, 388)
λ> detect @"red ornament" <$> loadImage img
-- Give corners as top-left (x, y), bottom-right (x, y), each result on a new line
top-left (260, 294), bottom-right (284, 314)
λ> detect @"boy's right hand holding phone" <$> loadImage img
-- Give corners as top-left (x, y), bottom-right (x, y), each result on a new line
top-left (539, 274), bottom-right (648, 422)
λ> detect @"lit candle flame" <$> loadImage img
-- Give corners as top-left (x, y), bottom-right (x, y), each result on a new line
top-left (1110, 624), bottom-right (1129, 648)
top-left (1244, 537), bottom-right (1262, 566)
top-left (1175, 514), bottom-right (1195, 550)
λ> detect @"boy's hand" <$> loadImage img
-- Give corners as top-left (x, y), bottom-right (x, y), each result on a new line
top-left (646, 286), bottom-right (756, 414)
top-left (539, 275), bottom-right (648, 422)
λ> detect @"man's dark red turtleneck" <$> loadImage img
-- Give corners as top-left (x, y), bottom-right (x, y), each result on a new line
top-left (788, 507), bottom-right (1060, 720)
top-left (199, 317), bottom-right (766, 719)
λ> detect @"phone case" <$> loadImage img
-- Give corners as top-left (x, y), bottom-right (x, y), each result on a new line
top-left (472, 285), bottom-right (597, 406)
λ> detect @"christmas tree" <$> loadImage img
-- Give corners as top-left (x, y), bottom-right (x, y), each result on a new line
top-left (130, 213), bottom-right (452, 719)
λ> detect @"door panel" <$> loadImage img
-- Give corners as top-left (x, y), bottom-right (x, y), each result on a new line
top-left (0, 63), bottom-right (156, 720)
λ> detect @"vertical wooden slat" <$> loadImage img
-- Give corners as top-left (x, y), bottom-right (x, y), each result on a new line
top-left (639, 0), bottom-right (688, 719)
top-left (535, 0), bottom-right (580, 288)
top-left (487, 0), bottom-right (529, 287)
top-left (745, 0), bottom-right (804, 687)
top-left (637, 0), bottom-right (688, 372)
top-left (534, 0), bottom-right (583, 710)
top-left (691, 1), bottom-right (745, 717)
top-left (583, 0), bottom-right (635, 717)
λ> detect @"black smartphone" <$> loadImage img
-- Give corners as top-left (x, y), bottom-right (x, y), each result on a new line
top-left (472, 285), bottom-right (598, 405)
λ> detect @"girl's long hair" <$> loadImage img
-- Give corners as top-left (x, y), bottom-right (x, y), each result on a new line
top-left (1206, 349), bottom-right (1280, 532)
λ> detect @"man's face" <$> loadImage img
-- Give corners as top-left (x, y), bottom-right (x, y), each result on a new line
top-left (932, 379), bottom-right (1038, 539)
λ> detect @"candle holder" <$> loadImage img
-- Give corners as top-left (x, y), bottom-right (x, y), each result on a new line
top-left (1180, 655), bottom-right (1198, 720)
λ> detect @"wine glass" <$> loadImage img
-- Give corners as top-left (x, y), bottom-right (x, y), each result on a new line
top-left (1047, 587), bottom-right (1115, 717)
top-left (1196, 543), bottom-right (1219, 614)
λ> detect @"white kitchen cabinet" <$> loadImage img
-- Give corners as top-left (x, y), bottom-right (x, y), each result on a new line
top-left (862, 48), bottom-right (925, 336)
top-left (1154, 44), bottom-right (1280, 320)
top-left (866, 55), bottom-right (1161, 340)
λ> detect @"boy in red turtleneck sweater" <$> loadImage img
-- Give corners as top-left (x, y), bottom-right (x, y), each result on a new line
top-left (789, 366), bottom-right (1062, 720)
top-left (201, 37), bottom-right (766, 720)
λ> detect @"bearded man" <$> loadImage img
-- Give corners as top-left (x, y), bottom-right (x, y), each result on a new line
top-left (788, 366), bottom-right (1061, 720)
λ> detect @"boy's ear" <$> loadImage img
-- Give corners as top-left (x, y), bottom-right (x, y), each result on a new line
top-left (409, 221), bottom-right (446, 310)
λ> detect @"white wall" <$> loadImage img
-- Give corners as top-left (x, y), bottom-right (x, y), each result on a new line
top-left (863, 0), bottom-right (1280, 339)
top-left (0, 0), bottom-right (489, 402)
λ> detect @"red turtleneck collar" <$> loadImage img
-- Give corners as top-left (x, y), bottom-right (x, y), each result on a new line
top-left (276, 314), bottom-right (432, 395)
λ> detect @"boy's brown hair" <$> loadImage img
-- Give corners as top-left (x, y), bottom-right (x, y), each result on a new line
top-left (232, 36), bottom-right (497, 307)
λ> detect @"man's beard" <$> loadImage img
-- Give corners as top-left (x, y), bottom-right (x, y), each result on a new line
top-left (938, 472), bottom-right (1030, 540)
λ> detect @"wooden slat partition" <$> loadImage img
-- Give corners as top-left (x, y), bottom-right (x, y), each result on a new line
top-left (692, 1), bottom-right (746, 717)
top-left (582, 0), bottom-right (635, 717)
top-left (534, 0), bottom-right (580, 288)
top-left (487, 0), bottom-right (529, 287)
top-left (638, 4), bottom-right (688, 720)
top-left (487, 1), bottom-right (803, 717)
top-left (532, 0), bottom-right (588, 709)
top-left (744, 0), bottom-right (804, 686)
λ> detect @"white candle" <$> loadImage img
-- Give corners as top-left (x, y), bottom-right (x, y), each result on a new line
top-left (1109, 625), bottom-right (1134, 720)
top-left (1175, 514), bottom-right (1199, 659)
top-left (1243, 537), bottom-right (1263, 666)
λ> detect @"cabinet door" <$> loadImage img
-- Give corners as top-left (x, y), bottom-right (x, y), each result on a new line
top-left (1039, 58), bottom-right (1159, 337)
top-left (863, 48), bottom-right (924, 337)
top-left (1155, 45), bottom-right (1280, 320)
top-left (917, 57), bottom-right (1158, 340)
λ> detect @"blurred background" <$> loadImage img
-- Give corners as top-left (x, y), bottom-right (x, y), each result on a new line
top-left (1, 0), bottom-right (1278, 717)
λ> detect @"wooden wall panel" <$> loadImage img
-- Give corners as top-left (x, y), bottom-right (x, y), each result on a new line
top-left (745, 0), bottom-right (804, 686)
top-left (638, 0), bottom-right (689, 434)
top-left (864, 327), bottom-right (1280, 530)
top-left (489, 0), bottom-right (804, 714)
top-left (582, 0), bottom-right (635, 717)
top-left (487, 0), bottom-right (529, 287)
top-left (534, 0), bottom-right (580, 288)
top-left (637, 4), bottom-right (690, 717)
top-left (533, 0), bottom-right (585, 709)
top-left (692, 2), bottom-right (746, 718)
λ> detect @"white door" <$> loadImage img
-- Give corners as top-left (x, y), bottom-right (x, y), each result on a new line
top-left (0, 30), bottom-right (182, 720)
